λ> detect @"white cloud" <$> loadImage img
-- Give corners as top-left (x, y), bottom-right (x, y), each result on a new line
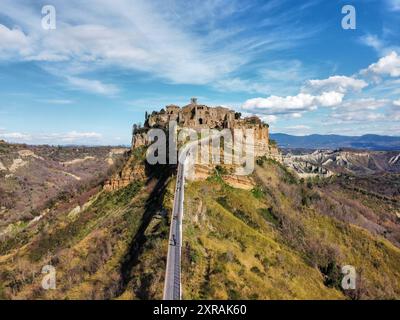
top-left (56, 131), bottom-right (102, 142)
top-left (291, 113), bottom-right (303, 119)
top-left (0, 2), bottom-right (241, 85)
top-left (213, 60), bottom-right (315, 95)
top-left (366, 78), bottom-right (400, 97)
top-left (38, 99), bottom-right (74, 105)
top-left (0, 24), bottom-right (32, 58)
top-left (359, 34), bottom-right (400, 56)
top-left (257, 60), bottom-right (316, 96)
top-left (0, 132), bottom-right (32, 140)
top-left (330, 99), bottom-right (394, 123)
top-left (392, 113), bottom-right (400, 121)
top-left (0, 0), bottom-right (319, 91)
top-left (67, 77), bottom-right (119, 96)
top-left (285, 125), bottom-right (311, 130)
top-left (260, 115), bottom-right (278, 123)
top-left (388, 99), bottom-right (400, 120)
top-left (360, 34), bottom-right (385, 52)
top-left (214, 78), bottom-right (270, 94)
top-left (280, 124), bottom-right (312, 135)
top-left (317, 91), bottom-right (345, 107)
top-left (306, 76), bottom-right (368, 94)
top-left (332, 98), bottom-right (389, 111)
top-left (0, 130), bottom-right (102, 144)
top-left (261, 60), bottom-right (307, 82)
top-left (387, 0), bottom-right (400, 11)
top-left (242, 52), bottom-right (400, 128)
top-left (332, 111), bottom-right (385, 123)
top-left (362, 51), bottom-right (400, 78)
top-left (242, 91), bottom-right (344, 115)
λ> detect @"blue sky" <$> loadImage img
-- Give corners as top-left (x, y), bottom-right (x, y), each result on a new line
top-left (0, 0), bottom-right (399, 145)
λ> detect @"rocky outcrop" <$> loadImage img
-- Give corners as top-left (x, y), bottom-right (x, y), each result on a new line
top-left (282, 150), bottom-right (335, 177)
top-left (61, 156), bottom-right (95, 166)
top-left (9, 158), bottom-right (28, 173)
top-left (189, 164), bottom-right (255, 190)
top-left (222, 175), bottom-right (255, 190)
top-left (132, 131), bottom-right (150, 149)
top-left (282, 149), bottom-right (400, 176)
top-left (18, 150), bottom-right (45, 160)
top-left (103, 158), bottom-right (146, 192)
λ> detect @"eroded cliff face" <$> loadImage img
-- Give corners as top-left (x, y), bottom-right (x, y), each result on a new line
top-left (189, 164), bottom-right (255, 190)
top-left (281, 149), bottom-right (400, 178)
top-left (131, 131), bottom-right (149, 149)
top-left (103, 148), bottom-right (147, 192)
top-left (103, 162), bottom-right (146, 191)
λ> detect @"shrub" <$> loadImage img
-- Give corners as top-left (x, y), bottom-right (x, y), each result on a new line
top-left (215, 165), bottom-right (228, 176)
top-left (250, 266), bottom-right (264, 277)
top-left (251, 186), bottom-right (265, 199)
top-left (259, 207), bottom-right (279, 226)
top-left (319, 261), bottom-right (342, 289)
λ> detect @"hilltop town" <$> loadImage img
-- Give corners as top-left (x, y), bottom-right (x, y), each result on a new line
top-left (132, 98), bottom-right (270, 151)
top-left (105, 99), bottom-right (278, 191)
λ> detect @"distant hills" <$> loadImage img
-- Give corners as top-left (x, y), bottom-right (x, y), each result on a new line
top-left (270, 133), bottom-right (400, 151)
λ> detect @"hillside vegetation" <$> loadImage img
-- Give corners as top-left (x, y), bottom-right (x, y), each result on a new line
top-left (181, 159), bottom-right (400, 299)
top-left (0, 148), bottom-right (173, 300)
top-left (0, 143), bottom-right (128, 230)
top-left (1, 146), bottom-right (400, 300)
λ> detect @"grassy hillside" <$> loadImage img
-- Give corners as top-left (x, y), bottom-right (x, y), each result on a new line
top-left (0, 150), bottom-right (173, 299)
top-left (0, 143), bottom-right (128, 229)
top-left (181, 159), bottom-right (400, 299)
top-left (1, 149), bottom-right (399, 300)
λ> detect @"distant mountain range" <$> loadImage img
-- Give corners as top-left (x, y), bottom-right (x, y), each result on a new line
top-left (270, 133), bottom-right (400, 151)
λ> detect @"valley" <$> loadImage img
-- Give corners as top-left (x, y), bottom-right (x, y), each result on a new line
top-left (0, 140), bottom-right (399, 299)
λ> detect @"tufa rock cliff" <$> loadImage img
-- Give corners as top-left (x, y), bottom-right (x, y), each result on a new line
top-left (106, 99), bottom-right (280, 191)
